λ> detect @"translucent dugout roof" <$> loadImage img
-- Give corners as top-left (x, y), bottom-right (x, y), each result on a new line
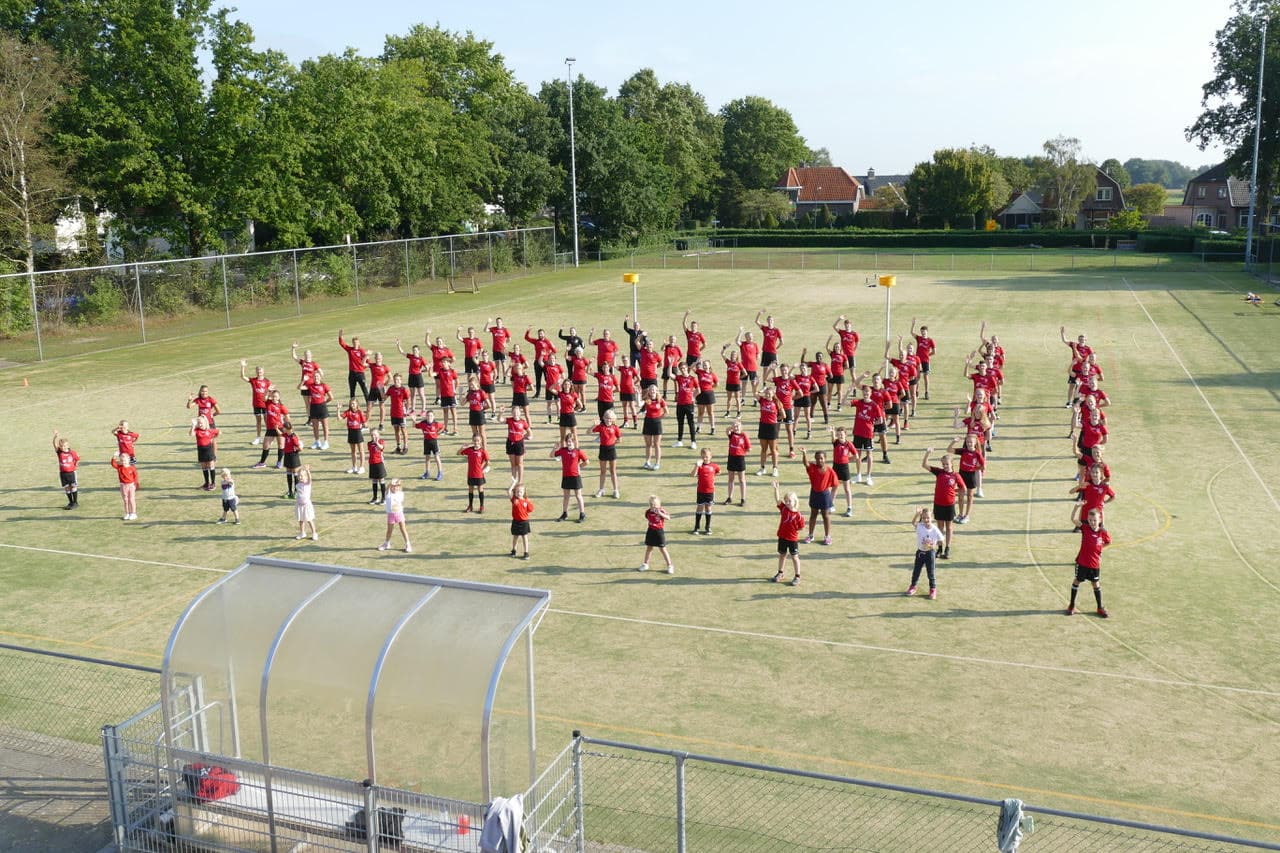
top-left (162, 557), bottom-right (550, 801)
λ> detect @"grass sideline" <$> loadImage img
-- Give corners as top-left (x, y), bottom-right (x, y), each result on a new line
top-left (1, 263), bottom-right (1278, 840)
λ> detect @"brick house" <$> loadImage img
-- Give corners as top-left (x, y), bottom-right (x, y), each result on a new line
top-left (774, 167), bottom-right (863, 218)
top-left (1076, 168), bottom-right (1126, 229)
top-left (1182, 163), bottom-right (1250, 229)
top-left (996, 191), bottom-right (1043, 229)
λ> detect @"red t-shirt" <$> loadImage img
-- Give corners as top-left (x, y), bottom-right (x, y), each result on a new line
top-left (757, 397), bottom-right (778, 425)
top-left (307, 383), bottom-right (330, 405)
top-left (837, 329), bottom-right (859, 358)
top-left (404, 352), bottom-right (426, 376)
top-left (724, 360), bottom-right (742, 385)
top-left (696, 369), bottom-right (718, 393)
top-left (805, 463), bottom-right (837, 493)
top-left (111, 458), bottom-right (138, 485)
top-left (467, 388), bottom-right (488, 412)
top-left (524, 332), bottom-right (555, 361)
top-left (595, 373), bottom-right (617, 402)
top-left (958, 448), bottom-right (985, 472)
top-left (554, 446), bottom-right (587, 477)
top-left (1078, 483), bottom-right (1116, 511)
top-left (828, 350), bottom-right (846, 377)
top-left (674, 374), bottom-right (697, 406)
top-left (478, 361), bottom-right (497, 385)
top-left (511, 496), bottom-right (534, 521)
top-left (194, 427), bottom-right (219, 448)
top-left (643, 398), bottom-right (667, 420)
top-left (929, 466), bottom-right (965, 506)
top-left (57, 448), bottom-right (80, 472)
top-left (367, 439), bottom-right (384, 465)
top-left (738, 341), bottom-right (760, 371)
top-left (727, 431), bottom-right (752, 457)
top-left (415, 418), bottom-right (444, 439)
top-left (831, 440), bottom-right (852, 464)
top-left (852, 399), bottom-right (882, 438)
top-left (807, 362), bottom-right (828, 386)
top-left (461, 336), bottom-right (482, 359)
top-left (662, 344), bottom-right (683, 369)
top-left (430, 344), bottom-right (454, 371)
top-left (193, 395), bottom-right (218, 420)
top-left (695, 462), bottom-right (720, 492)
top-left (557, 390), bottom-right (578, 415)
top-left (593, 423), bottom-right (621, 448)
top-left (772, 377), bottom-right (794, 409)
top-left (283, 433), bottom-right (302, 453)
top-left (512, 373), bottom-right (532, 395)
top-left (776, 503), bottom-right (804, 541)
top-left (759, 325), bottom-right (783, 354)
top-left (791, 375), bottom-right (813, 398)
top-left (459, 445), bottom-right (489, 478)
top-left (543, 362), bottom-right (564, 388)
top-left (505, 417), bottom-right (530, 443)
top-left (343, 409), bottom-right (367, 431)
top-left (1075, 524), bottom-right (1111, 569)
top-left (247, 376), bottom-right (271, 408)
top-left (1080, 420), bottom-right (1108, 449)
top-left (438, 369), bottom-right (458, 398)
top-left (113, 430), bottom-right (140, 456)
top-left (567, 356), bottom-right (589, 384)
top-left (369, 362), bottom-right (390, 390)
top-left (685, 329), bottom-right (706, 358)
top-left (640, 349), bottom-right (662, 380)
top-left (488, 326), bottom-right (510, 354)
top-left (297, 359), bottom-right (319, 384)
top-left (592, 338), bottom-right (618, 366)
top-left (645, 508), bottom-right (667, 530)
top-left (338, 336), bottom-right (367, 373)
top-left (914, 335), bottom-right (936, 363)
top-left (618, 366), bottom-right (638, 395)
top-left (387, 386), bottom-right (410, 419)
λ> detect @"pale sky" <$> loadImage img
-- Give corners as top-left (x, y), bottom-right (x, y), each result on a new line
top-left (227, 0), bottom-right (1237, 174)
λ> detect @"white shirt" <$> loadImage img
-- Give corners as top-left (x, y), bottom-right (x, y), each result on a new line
top-left (385, 490), bottom-right (405, 514)
top-left (915, 522), bottom-right (944, 551)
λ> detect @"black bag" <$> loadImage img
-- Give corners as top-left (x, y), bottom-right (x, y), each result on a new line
top-left (345, 806), bottom-right (406, 849)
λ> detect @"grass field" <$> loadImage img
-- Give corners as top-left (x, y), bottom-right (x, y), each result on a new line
top-left (1, 260), bottom-right (1278, 842)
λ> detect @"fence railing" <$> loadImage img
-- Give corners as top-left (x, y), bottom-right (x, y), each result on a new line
top-left (0, 226), bottom-right (556, 364)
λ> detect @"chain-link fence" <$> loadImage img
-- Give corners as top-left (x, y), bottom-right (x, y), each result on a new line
top-left (0, 227), bottom-right (556, 364)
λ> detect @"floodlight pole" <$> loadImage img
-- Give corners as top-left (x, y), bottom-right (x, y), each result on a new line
top-left (1247, 19), bottom-right (1268, 270)
top-left (566, 58), bottom-right (580, 268)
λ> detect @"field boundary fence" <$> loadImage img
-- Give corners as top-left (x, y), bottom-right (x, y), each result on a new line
top-left (0, 226), bottom-right (556, 364)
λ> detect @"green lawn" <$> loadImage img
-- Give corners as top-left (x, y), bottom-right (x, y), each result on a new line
top-left (1, 261), bottom-right (1278, 842)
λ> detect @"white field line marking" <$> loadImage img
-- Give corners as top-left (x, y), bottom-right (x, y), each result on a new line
top-left (546, 608), bottom-right (1280, 698)
top-left (1123, 277), bottom-right (1280, 513)
top-left (1207, 463), bottom-right (1280, 594)
top-left (0, 542), bottom-right (230, 574)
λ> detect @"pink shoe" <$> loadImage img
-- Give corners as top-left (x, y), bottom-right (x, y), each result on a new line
top-left (928, 588), bottom-right (937, 600)
top-left (905, 586), bottom-right (917, 596)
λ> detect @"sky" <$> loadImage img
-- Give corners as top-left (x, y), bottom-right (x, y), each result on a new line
top-left (225, 0), bottom-right (1239, 175)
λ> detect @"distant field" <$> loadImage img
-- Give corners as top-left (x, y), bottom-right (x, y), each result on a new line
top-left (1, 261), bottom-right (1278, 842)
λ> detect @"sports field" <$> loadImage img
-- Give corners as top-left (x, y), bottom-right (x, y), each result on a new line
top-left (1, 261), bottom-right (1278, 842)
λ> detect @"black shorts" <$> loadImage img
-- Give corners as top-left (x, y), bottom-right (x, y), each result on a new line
top-left (960, 470), bottom-right (979, 489)
top-left (762, 352), bottom-right (778, 368)
top-left (512, 392), bottom-right (529, 408)
top-left (367, 387), bottom-right (384, 402)
top-left (422, 439), bottom-right (439, 455)
top-left (661, 367), bottom-right (672, 380)
top-left (253, 405), bottom-right (268, 416)
top-left (478, 384), bottom-right (494, 397)
top-left (1075, 565), bottom-right (1101, 583)
top-left (511, 519), bottom-right (530, 536)
top-left (309, 403), bottom-right (329, 421)
top-left (758, 422), bottom-right (779, 441)
top-left (440, 395), bottom-right (456, 409)
top-left (643, 418), bottom-right (663, 436)
top-left (746, 370), bottom-right (758, 383)
top-left (793, 397), bottom-right (809, 412)
top-left (808, 490), bottom-right (834, 510)
top-left (559, 413), bottom-right (577, 428)
top-left (197, 445), bottom-right (216, 463)
top-left (222, 498), bottom-right (238, 511)
top-left (408, 374), bottom-right (425, 389)
top-left (829, 374), bottom-right (844, 385)
top-left (348, 428), bottom-right (364, 445)
top-left (887, 404), bottom-right (901, 416)
top-left (506, 440), bottom-right (525, 457)
top-left (59, 471), bottom-right (77, 487)
top-left (853, 435), bottom-right (873, 450)
top-left (696, 391), bottom-right (715, 406)
top-left (598, 445), bottom-right (617, 462)
top-left (464, 357), bottom-right (479, 374)
top-left (561, 475), bottom-right (583, 491)
top-left (265, 427), bottom-right (280, 438)
top-left (1079, 443), bottom-right (1096, 460)
top-left (368, 462), bottom-right (386, 480)
top-left (686, 354), bottom-right (699, 366)
top-left (640, 377), bottom-right (658, 391)
top-left (391, 417), bottom-right (404, 427)
top-left (933, 503), bottom-right (956, 523)
top-left (621, 392), bottom-right (637, 402)
top-left (781, 408), bottom-right (794, 424)
top-left (1068, 376), bottom-right (1078, 385)
top-left (696, 491), bottom-right (715, 505)
top-left (728, 455), bottom-right (746, 472)
top-left (284, 451), bottom-right (301, 469)
top-left (676, 403), bottom-right (695, 418)
top-left (777, 537), bottom-right (798, 555)
top-left (920, 362), bottom-right (931, 375)
top-left (834, 462), bottom-right (852, 481)
top-left (645, 528), bottom-right (667, 548)
top-left (467, 476), bottom-right (486, 487)
top-left (494, 351), bottom-right (507, 362)
top-left (908, 378), bottom-right (919, 387)
top-left (469, 410), bottom-right (486, 427)
top-left (726, 383), bottom-right (741, 393)
top-left (874, 423), bottom-right (887, 435)
top-left (544, 388), bottom-right (556, 401)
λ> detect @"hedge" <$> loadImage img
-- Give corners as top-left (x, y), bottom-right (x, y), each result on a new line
top-left (701, 229), bottom-right (1137, 250)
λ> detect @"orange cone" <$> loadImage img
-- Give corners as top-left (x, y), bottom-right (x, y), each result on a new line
top-left (457, 813), bottom-right (470, 835)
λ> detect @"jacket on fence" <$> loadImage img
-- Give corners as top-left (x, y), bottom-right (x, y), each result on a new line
top-left (997, 798), bottom-right (1024, 853)
top-left (480, 793), bottom-right (524, 853)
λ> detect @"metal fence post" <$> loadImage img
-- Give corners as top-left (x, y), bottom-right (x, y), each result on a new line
top-left (487, 232), bottom-right (494, 278)
top-left (1031, 253), bottom-right (1036, 271)
top-left (352, 244), bottom-right (361, 306)
top-left (101, 724), bottom-right (127, 849)
top-left (449, 236), bottom-right (456, 279)
top-left (134, 263), bottom-right (146, 343)
top-left (911, 253), bottom-right (916, 272)
top-left (292, 250), bottom-right (301, 316)
top-left (990, 252), bottom-right (995, 271)
top-left (675, 752), bottom-right (687, 853)
top-left (221, 257), bottom-right (231, 329)
top-left (572, 732), bottom-right (586, 853)
top-left (836, 252), bottom-right (841, 271)
top-left (404, 240), bottom-right (412, 296)
top-left (27, 271), bottom-right (43, 361)
top-left (363, 780), bottom-right (378, 853)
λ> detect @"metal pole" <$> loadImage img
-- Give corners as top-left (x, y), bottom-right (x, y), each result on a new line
top-left (572, 732), bottom-right (586, 853)
top-left (633, 283), bottom-right (638, 322)
top-left (134, 264), bottom-right (146, 343)
top-left (487, 232), bottom-right (495, 278)
top-left (352, 244), bottom-right (360, 306)
top-left (221, 257), bottom-right (231, 329)
top-left (566, 58), bottom-right (580, 268)
top-left (1246, 19), bottom-right (1268, 270)
top-left (404, 239), bottom-right (412, 296)
top-left (675, 753), bottom-right (687, 853)
top-left (27, 270), bottom-right (42, 361)
top-left (884, 284), bottom-right (891, 345)
top-left (292, 250), bottom-right (301, 316)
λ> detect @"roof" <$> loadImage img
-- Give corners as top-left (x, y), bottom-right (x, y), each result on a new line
top-left (1185, 162), bottom-right (1251, 207)
top-left (999, 191), bottom-right (1042, 216)
top-left (860, 173), bottom-right (910, 196)
top-left (775, 166), bottom-right (861, 203)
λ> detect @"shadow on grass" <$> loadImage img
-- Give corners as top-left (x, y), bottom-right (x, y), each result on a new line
top-left (871, 607), bottom-right (1063, 619)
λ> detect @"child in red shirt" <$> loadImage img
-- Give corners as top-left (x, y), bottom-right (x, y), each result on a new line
top-left (458, 435), bottom-right (490, 513)
top-left (110, 452), bottom-right (138, 520)
top-left (770, 481), bottom-right (804, 585)
top-left (413, 410), bottom-right (445, 481)
top-left (639, 495), bottom-right (674, 574)
top-left (691, 448), bottom-right (721, 535)
top-left (724, 419), bottom-right (751, 506)
top-left (507, 480), bottom-right (535, 559)
top-left (800, 448), bottom-right (838, 545)
top-left (552, 437), bottom-right (589, 523)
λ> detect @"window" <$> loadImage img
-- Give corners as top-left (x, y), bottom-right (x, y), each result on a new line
top-left (1197, 186), bottom-right (1206, 198)
top-left (1096, 187), bottom-right (1112, 202)
top-left (1195, 212), bottom-right (1214, 226)
top-left (1217, 187), bottom-right (1228, 198)
top-left (1239, 212), bottom-right (1252, 228)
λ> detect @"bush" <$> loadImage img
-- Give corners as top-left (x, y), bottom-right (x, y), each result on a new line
top-left (1136, 233), bottom-right (1195, 253)
top-left (1194, 238), bottom-right (1246, 260)
top-left (72, 275), bottom-right (127, 325)
top-left (701, 228), bottom-right (1134, 249)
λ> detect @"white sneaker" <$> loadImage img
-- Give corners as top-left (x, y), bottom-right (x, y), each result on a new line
top-left (122, 514), bottom-right (130, 521)
top-left (854, 473), bottom-right (863, 483)
top-left (320, 441), bottom-right (330, 450)
top-left (843, 507), bottom-right (853, 518)
top-left (613, 490), bottom-right (621, 499)
top-left (771, 467), bottom-right (779, 477)
top-left (130, 513), bottom-right (138, 520)
top-left (673, 440), bottom-right (683, 448)
top-left (638, 563), bottom-right (649, 572)
top-left (756, 468), bottom-right (767, 476)
top-left (404, 545), bottom-right (412, 553)
top-left (347, 467), bottom-right (356, 474)
top-left (295, 533), bottom-right (306, 539)
top-left (310, 441), bottom-right (321, 450)
top-left (652, 464), bottom-right (660, 471)
top-left (976, 488), bottom-right (984, 498)
top-left (594, 489), bottom-right (605, 498)
top-left (690, 442), bottom-right (698, 450)
top-left (665, 565), bottom-right (674, 574)
top-left (252, 437), bottom-right (262, 445)
top-left (311, 533), bottom-right (319, 541)
top-left (378, 542), bottom-right (390, 551)
top-left (866, 476), bottom-right (875, 486)
top-left (356, 467), bottom-right (365, 474)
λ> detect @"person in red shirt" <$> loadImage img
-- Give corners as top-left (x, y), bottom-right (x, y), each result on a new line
top-left (506, 481), bottom-right (534, 559)
top-left (552, 437), bottom-right (589, 522)
top-left (694, 359), bottom-right (719, 438)
top-left (1061, 325), bottom-right (1092, 407)
top-left (457, 325), bottom-right (484, 375)
top-left (110, 451), bottom-right (139, 520)
top-left (189, 415), bottom-right (221, 490)
top-left (291, 342), bottom-right (321, 406)
top-left (458, 435), bottom-right (491, 513)
top-left (682, 310), bottom-right (707, 366)
top-left (800, 448), bottom-right (838, 545)
top-left (186, 385), bottom-right (221, 428)
top-left (594, 363), bottom-right (618, 422)
top-left (240, 361), bottom-right (273, 444)
top-left (112, 420), bottom-right (140, 464)
top-left (486, 317), bottom-right (511, 383)
top-left (791, 362), bottom-right (815, 440)
top-left (280, 420), bottom-right (303, 498)
top-left (828, 426), bottom-right (856, 518)
top-left (588, 327), bottom-right (619, 369)
top-left (768, 363), bottom-right (797, 459)
top-left (638, 340), bottom-right (662, 396)
top-left (946, 434), bottom-right (986, 524)
top-left (639, 495), bottom-right (675, 573)
top-left (1070, 376), bottom-right (1110, 439)
top-left (465, 375), bottom-right (490, 448)
top-left (300, 367), bottom-right (333, 449)
top-left (1069, 464), bottom-right (1116, 530)
top-left (342, 399), bottom-right (368, 474)
top-left (1077, 405), bottom-right (1108, 480)
top-left (413, 409), bottom-right (445, 480)
top-left (1068, 507), bottom-right (1111, 617)
top-left (734, 328), bottom-right (762, 399)
top-left (477, 352), bottom-right (499, 418)
top-left (524, 327), bottom-right (557, 396)
top-left (617, 357), bottom-right (640, 429)
top-left (553, 378), bottom-right (579, 445)
top-left (755, 385), bottom-right (780, 477)
top-left (833, 315), bottom-right (859, 369)
top-left (802, 349), bottom-right (831, 425)
top-left (691, 447), bottom-right (721, 534)
top-left (510, 361), bottom-right (532, 414)
top-left (52, 430), bottom-right (79, 509)
top-left (755, 310), bottom-right (784, 368)
top-left (889, 336), bottom-right (922, 418)
top-left (366, 429), bottom-right (387, 505)
top-left (720, 344), bottom-right (745, 419)
top-left (661, 335), bottom-right (683, 399)
top-left (338, 329), bottom-right (370, 403)
top-left (425, 332), bottom-right (455, 403)
top-left (568, 347), bottom-right (591, 405)
top-left (824, 338), bottom-right (847, 412)
top-left (724, 419), bottom-right (751, 505)
top-left (496, 403), bottom-right (529, 482)
top-left (366, 352), bottom-right (391, 427)
top-left (849, 383), bottom-right (884, 486)
top-left (922, 447), bottom-right (967, 559)
top-left (386, 374), bottom-right (412, 455)
top-left (640, 387), bottom-right (668, 470)
top-left (541, 358), bottom-right (565, 424)
top-left (255, 390), bottom-right (290, 469)
top-left (910, 317), bottom-right (937, 401)
top-left (770, 481), bottom-right (804, 585)
top-left (592, 410), bottom-right (622, 499)
top-left (671, 362), bottom-right (699, 448)
top-left (437, 358), bottom-right (460, 435)
top-left (395, 338), bottom-right (431, 411)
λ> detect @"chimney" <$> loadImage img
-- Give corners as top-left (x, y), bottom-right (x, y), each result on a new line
top-left (866, 167), bottom-right (876, 196)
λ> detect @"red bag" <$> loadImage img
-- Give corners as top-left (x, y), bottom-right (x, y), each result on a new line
top-left (183, 763), bottom-right (240, 802)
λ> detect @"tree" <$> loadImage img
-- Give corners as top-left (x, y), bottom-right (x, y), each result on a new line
top-left (1126, 182), bottom-right (1168, 215)
top-left (719, 96), bottom-right (808, 191)
top-left (729, 188), bottom-right (793, 227)
top-left (1187, 1), bottom-right (1280, 241)
top-left (804, 147), bottom-right (833, 167)
top-left (1036, 136), bottom-right (1096, 228)
top-left (1106, 208), bottom-right (1147, 231)
top-left (1100, 157), bottom-right (1131, 189)
top-left (1123, 158), bottom-right (1198, 188)
top-left (905, 148), bottom-right (1000, 228)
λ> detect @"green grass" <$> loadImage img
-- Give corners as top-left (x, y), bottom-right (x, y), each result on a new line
top-left (1, 260), bottom-right (1279, 842)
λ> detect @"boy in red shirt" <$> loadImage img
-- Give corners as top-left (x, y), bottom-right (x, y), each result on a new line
top-left (770, 481), bottom-right (804, 585)
top-left (1069, 507), bottom-right (1111, 617)
top-left (337, 329), bottom-right (370, 403)
top-left (413, 410), bottom-right (445, 481)
top-left (800, 448), bottom-right (838, 545)
top-left (1069, 464), bottom-right (1116, 530)
top-left (458, 435), bottom-right (491, 513)
top-left (691, 448), bottom-right (721, 534)
top-left (507, 480), bottom-right (534, 559)
top-left (486, 317), bottom-right (511, 382)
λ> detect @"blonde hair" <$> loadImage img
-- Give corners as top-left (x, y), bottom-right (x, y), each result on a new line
top-left (648, 494), bottom-right (662, 508)
top-left (783, 492), bottom-right (800, 508)
top-left (220, 468), bottom-right (232, 478)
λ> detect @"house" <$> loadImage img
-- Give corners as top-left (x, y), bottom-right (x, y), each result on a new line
top-left (996, 191), bottom-right (1043, 230)
top-left (1182, 163), bottom-right (1250, 229)
top-left (1077, 168), bottom-right (1125, 229)
top-left (774, 166), bottom-right (863, 218)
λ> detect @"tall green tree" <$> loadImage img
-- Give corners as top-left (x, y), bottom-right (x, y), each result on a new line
top-left (719, 96), bottom-right (807, 191)
top-left (1187, 0), bottom-right (1280, 238)
top-left (906, 148), bottom-right (1000, 228)
top-left (1035, 136), bottom-right (1096, 228)
top-left (1126, 183), bottom-right (1168, 215)
top-left (1100, 157), bottom-right (1132, 189)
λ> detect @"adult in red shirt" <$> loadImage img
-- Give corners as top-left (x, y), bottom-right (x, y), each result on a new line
top-left (457, 435), bottom-right (491, 513)
top-left (724, 419), bottom-right (752, 505)
top-left (1069, 464), bottom-right (1116, 530)
top-left (640, 387), bottom-right (668, 470)
top-left (618, 358), bottom-right (640, 429)
top-left (457, 325), bottom-right (484, 375)
top-left (755, 386), bottom-right (780, 477)
top-left (638, 341), bottom-right (662, 395)
top-left (524, 328), bottom-right (557, 396)
top-left (591, 409), bottom-right (622, 499)
top-left (300, 368), bottom-right (333, 449)
top-left (1061, 326), bottom-right (1093, 407)
top-left (588, 327), bottom-right (619, 369)
top-left (639, 496), bottom-right (674, 574)
top-left (387, 374), bottom-right (412, 455)
top-left (367, 352), bottom-right (391, 427)
top-left (734, 328), bottom-right (762, 398)
top-left (425, 332), bottom-right (455, 401)
top-left (395, 339), bottom-right (430, 411)
top-left (800, 448), bottom-right (838, 545)
top-left (552, 437), bottom-right (589, 522)
top-left (338, 329), bottom-right (370, 403)
top-left (1068, 507), bottom-right (1111, 617)
top-left (507, 481), bottom-right (534, 559)
top-left (690, 447), bottom-right (722, 534)
top-left (502, 405), bottom-right (533, 482)
top-left (824, 339), bottom-right (847, 412)
top-left (189, 415), bottom-right (221, 490)
top-left (541, 359), bottom-right (564, 423)
top-left (946, 433), bottom-right (986, 523)
top-left (770, 481), bottom-right (804, 586)
top-left (769, 365), bottom-right (797, 458)
top-left (594, 364), bottom-right (618, 421)
top-left (568, 349), bottom-right (591, 404)
top-left (53, 430), bottom-right (80, 509)
top-left (849, 384), bottom-right (883, 486)
top-left (720, 344), bottom-right (745, 419)
top-left (694, 359), bottom-right (719, 437)
top-left (660, 335), bottom-right (683, 399)
top-left (291, 343), bottom-right (320, 405)
top-left (486, 317), bottom-right (511, 383)
top-left (240, 360), bottom-right (273, 444)
top-left (910, 317), bottom-right (937, 401)
top-left (682, 310), bottom-right (707, 366)
top-left (341, 399), bottom-right (368, 474)
top-left (553, 378), bottom-right (579, 445)
top-left (671, 363), bottom-right (699, 448)
top-left (921, 447), bottom-right (967, 559)
top-left (833, 315), bottom-right (859, 368)
top-left (510, 363), bottom-right (533, 414)
top-left (889, 336), bottom-right (922, 417)
top-left (465, 375), bottom-right (490, 447)
top-left (186, 385), bottom-right (220, 428)
top-left (755, 310), bottom-right (784, 368)
top-left (802, 349), bottom-right (830, 424)
top-left (256, 390), bottom-right (290, 468)
top-left (790, 365), bottom-right (815, 440)
top-left (477, 353), bottom-right (499, 417)
top-left (437, 359), bottom-right (460, 435)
